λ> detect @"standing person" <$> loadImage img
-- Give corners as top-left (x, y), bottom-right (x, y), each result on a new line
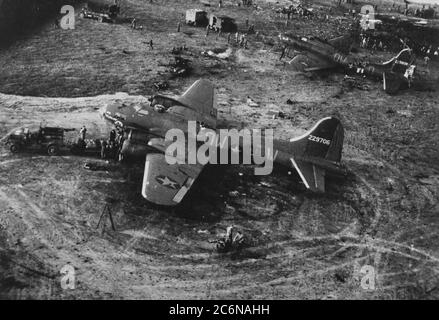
top-left (109, 129), bottom-right (116, 145)
top-left (240, 34), bottom-right (246, 47)
top-left (424, 55), bottom-right (430, 67)
top-left (130, 18), bottom-right (136, 29)
top-left (177, 21), bottom-right (181, 32)
top-left (235, 31), bottom-right (239, 43)
top-left (206, 25), bottom-right (210, 37)
top-left (100, 140), bottom-right (107, 159)
top-left (79, 126), bottom-right (87, 141)
top-left (149, 39), bottom-right (154, 50)
top-left (279, 46), bottom-right (287, 60)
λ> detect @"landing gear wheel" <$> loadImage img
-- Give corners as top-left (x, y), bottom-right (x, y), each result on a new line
top-left (9, 144), bottom-right (20, 153)
top-left (47, 145), bottom-right (59, 156)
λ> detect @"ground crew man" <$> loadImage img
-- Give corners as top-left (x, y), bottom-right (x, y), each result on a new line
top-left (109, 129), bottom-right (116, 144)
top-left (279, 46), bottom-right (287, 60)
top-left (100, 140), bottom-right (107, 159)
top-left (424, 55), bottom-right (430, 67)
top-left (79, 126), bottom-right (87, 141)
top-left (149, 39), bottom-right (154, 50)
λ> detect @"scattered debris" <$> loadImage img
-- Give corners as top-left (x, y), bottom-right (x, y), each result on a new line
top-left (201, 48), bottom-right (233, 60)
top-left (228, 190), bottom-right (239, 197)
top-left (342, 75), bottom-right (370, 91)
top-left (210, 226), bottom-right (245, 253)
top-left (153, 81), bottom-right (169, 91)
top-left (246, 96), bottom-right (259, 107)
top-left (83, 161), bottom-right (111, 171)
top-left (397, 110), bottom-right (414, 118)
top-left (167, 56), bottom-right (192, 77)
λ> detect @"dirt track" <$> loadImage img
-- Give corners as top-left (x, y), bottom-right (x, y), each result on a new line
top-left (0, 0), bottom-right (438, 299)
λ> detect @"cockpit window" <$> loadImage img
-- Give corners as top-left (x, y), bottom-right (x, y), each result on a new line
top-left (150, 96), bottom-right (185, 111)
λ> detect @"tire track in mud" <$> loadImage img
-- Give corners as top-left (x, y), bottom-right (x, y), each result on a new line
top-left (1, 141), bottom-right (437, 298)
top-left (345, 151), bottom-right (439, 294)
top-left (0, 184), bottom-right (143, 297)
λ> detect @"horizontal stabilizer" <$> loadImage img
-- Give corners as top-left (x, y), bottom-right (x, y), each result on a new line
top-left (290, 158), bottom-right (326, 192)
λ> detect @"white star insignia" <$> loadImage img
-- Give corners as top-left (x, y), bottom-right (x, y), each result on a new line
top-left (157, 176), bottom-right (179, 189)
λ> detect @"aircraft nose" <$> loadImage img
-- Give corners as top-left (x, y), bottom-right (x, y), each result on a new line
top-left (100, 102), bottom-right (118, 122)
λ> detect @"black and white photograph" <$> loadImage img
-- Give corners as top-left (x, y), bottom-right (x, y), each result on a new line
top-left (0, 0), bottom-right (438, 302)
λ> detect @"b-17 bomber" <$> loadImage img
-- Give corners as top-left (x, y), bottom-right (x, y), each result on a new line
top-left (0, 0), bottom-right (438, 303)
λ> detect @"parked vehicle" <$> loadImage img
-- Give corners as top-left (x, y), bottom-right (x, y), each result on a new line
top-left (185, 9), bottom-right (208, 27)
top-left (5, 126), bottom-right (75, 156)
top-left (208, 14), bottom-right (237, 32)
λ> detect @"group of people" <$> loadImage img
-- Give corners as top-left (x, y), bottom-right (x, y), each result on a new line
top-left (205, 26), bottom-right (250, 49)
top-left (77, 126), bottom-right (125, 161)
top-left (233, 32), bottom-right (249, 48)
top-left (359, 34), bottom-right (386, 52)
top-left (102, 127), bottom-right (125, 160)
top-left (360, 32), bottom-right (439, 65)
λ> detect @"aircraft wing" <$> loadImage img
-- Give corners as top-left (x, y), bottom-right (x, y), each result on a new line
top-left (141, 153), bottom-right (204, 206)
top-left (288, 53), bottom-right (337, 72)
top-left (290, 158), bottom-right (326, 192)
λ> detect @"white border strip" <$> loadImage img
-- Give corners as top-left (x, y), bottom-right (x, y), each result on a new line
top-left (289, 117), bottom-right (332, 142)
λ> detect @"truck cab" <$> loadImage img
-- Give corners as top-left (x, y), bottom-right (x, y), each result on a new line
top-left (5, 126), bottom-right (74, 155)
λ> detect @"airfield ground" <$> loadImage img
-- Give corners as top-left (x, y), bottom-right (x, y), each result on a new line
top-left (0, 0), bottom-right (438, 299)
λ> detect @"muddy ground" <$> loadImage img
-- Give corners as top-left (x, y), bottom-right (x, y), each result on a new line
top-left (0, 0), bottom-right (438, 299)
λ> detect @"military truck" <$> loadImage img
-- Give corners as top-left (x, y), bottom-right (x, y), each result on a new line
top-left (208, 14), bottom-right (237, 32)
top-left (5, 126), bottom-right (75, 155)
top-left (79, 4), bottom-right (120, 23)
top-left (185, 9), bottom-right (208, 27)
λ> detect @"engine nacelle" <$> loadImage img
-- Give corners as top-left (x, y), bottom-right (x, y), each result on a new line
top-left (120, 139), bottom-right (149, 158)
top-left (128, 130), bottom-right (150, 144)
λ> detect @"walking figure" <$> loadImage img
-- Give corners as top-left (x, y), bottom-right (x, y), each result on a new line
top-left (206, 25), bottom-right (210, 37)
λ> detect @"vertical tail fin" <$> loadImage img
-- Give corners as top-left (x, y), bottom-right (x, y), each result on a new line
top-left (288, 117), bottom-right (344, 192)
top-left (289, 117), bottom-right (344, 163)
